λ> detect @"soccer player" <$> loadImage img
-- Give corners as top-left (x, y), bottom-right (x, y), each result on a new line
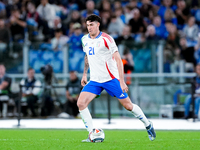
top-left (77, 14), bottom-right (156, 142)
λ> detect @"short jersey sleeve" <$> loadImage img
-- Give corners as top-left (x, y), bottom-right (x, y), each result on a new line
top-left (102, 33), bottom-right (118, 54)
top-left (81, 35), bottom-right (87, 52)
top-left (82, 41), bottom-right (86, 52)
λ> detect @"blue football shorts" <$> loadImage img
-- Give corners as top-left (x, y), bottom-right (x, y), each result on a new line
top-left (81, 78), bottom-right (128, 99)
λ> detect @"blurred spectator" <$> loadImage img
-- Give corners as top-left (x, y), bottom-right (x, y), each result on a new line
top-left (51, 28), bottom-right (69, 51)
top-left (107, 14), bottom-right (125, 38)
top-left (127, 0), bottom-right (139, 10)
top-left (184, 64), bottom-right (200, 119)
top-left (175, 0), bottom-right (190, 30)
top-left (178, 37), bottom-right (200, 72)
top-left (134, 33), bottom-right (146, 43)
top-left (140, 0), bottom-right (154, 24)
top-left (157, 0), bottom-right (177, 19)
top-left (68, 23), bottom-right (84, 72)
top-left (53, 16), bottom-right (62, 30)
top-left (9, 8), bottom-right (26, 42)
top-left (164, 24), bottom-right (180, 72)
top-left (165, 21), bottom-right (173, 32)
top-left (0, 1), bottom-right (6, 18)
top-left (81, 0), bottom-right (99, 19)
top-left (128, 8), bottom-right (146, 34)
top-left (0, 64), bottom-right (12, 117)
top-left (8, 7), bottom-right (26, 59)
top-left (122, 47), bottom-right (134, 85)
top-left (183, 16), bottom-right (199, 42)
top-left (115, 7), bottom-right (126, 24)
top-left (124, 5), bottom-right (134, 24)
top-left (65, 0), bottom-right (85, 11)
top-left (52, 1), bottom-right (68, 20)
top-left (68, 10), bottom-right (81, 24)
top-left (115, 25), bottom-right (133, 45)
top-left (145, 25), bottom-right (160, 41)
top-left (17, 68), bottom-right (42, 117)
top-left (63, 10), bottom-right (81, 35)
top-left (0, 64), bottom-right (11, 96)
top-left (98, 0), bottom-right (111, 12)
top-left (58, 71), bottom-right (82, 118)
top-left (68, 23), bottom-right (83, 45)
top-left (0, 18), bottom-right (10, 55)
top-left (37, 0), bottom-right (56, 38)
top-left (53, 16), bottom-right (67, 35)
top-left (27, 1), bottom-right (39, 26)
top-left (26, 1), bottom-right (39, 41)
top-left (166, 24), bottom-right (180, 49)
top-left (163, 8), bottom-right (178, 26)
top-left (20, 1), bottom-right (27, 19)
top-left (113, 0), bottom-right (122, 11)
top-left (100, 10), bottom-right (111, 32)
top-left (153, 15), bottom-right (168, 39)
top-left (5, 0), bottom-right (21, 18)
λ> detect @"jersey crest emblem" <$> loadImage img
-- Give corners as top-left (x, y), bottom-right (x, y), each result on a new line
top-left (96, 41), bottom-right (101, 47)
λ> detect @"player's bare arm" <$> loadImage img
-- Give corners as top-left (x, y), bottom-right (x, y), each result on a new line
top-left (81, 54), bottom-right (89, 86)
top-left (113, 51), bottom-right (128, 93)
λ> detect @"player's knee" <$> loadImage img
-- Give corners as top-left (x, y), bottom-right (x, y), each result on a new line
top-left (123, 103), bottom-right (133, 111)
top-left (77, 100), bottom-right (86, 110)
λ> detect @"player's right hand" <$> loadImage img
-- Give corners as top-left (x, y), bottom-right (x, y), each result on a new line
top-left (81, 75), bottom-right (87, 86)
top-left (120, 81), bottom-right (128, 93)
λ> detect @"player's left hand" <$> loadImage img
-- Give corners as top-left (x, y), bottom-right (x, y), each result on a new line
top-left (120, 81), bottom-right (128, 93)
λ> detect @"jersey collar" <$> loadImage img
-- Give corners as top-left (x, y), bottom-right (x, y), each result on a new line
top-left (88, 31), bottom-right (102, 39)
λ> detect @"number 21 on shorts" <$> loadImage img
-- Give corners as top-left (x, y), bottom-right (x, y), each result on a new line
top-left (89, 47), bottom-right (95, 55)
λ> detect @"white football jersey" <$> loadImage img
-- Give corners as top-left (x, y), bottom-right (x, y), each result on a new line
top-left (81, 32), bottom-right (119, 83)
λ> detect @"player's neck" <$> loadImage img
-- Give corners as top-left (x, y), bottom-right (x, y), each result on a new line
top-left (90, 30), bottom-right (100, 39)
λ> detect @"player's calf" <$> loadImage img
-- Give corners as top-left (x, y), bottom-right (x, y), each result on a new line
top-left (118, 97), bottom-right (133, 111)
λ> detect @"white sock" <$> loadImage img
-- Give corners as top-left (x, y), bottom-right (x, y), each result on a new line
top-left (131, 104), bottom-right (150, 127)
top-left (79, 107), bottom-right (93, 132)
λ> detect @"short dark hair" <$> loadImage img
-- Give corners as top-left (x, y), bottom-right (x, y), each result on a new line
top-left (55, 28), bottom-right (62, 33)
top-left (69, 70), bottom-right (77, 74)
top-left (85, 14), bottom-right (101, 23)
top-left (28, 67), bottom-right (34, 72)
top-left (111, 14), bottom-right (117, 19)
top-left (11, 6), bottom-right (19, 13)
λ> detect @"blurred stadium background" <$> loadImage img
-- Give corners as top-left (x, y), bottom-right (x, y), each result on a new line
top-left (0, 0), bottom-right (200, 127)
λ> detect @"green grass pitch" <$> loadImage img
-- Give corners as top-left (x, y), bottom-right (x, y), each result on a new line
top-left (0, 129), bottom-right (199, 150)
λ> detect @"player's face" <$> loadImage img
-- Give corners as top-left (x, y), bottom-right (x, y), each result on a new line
top-left (86, 21), bottom-right (100, 36)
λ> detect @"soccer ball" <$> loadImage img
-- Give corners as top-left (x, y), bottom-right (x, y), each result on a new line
top-left (89, 128), bottom-right (105, 143)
